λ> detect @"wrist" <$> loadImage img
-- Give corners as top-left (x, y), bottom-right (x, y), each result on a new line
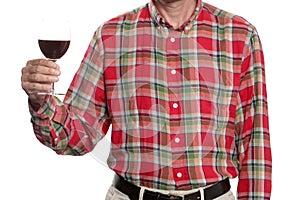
top-left (28, 95), bottom-right (46, 111)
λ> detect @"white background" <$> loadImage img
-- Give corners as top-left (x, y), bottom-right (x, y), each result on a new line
top-left (1, 0), bottom-right (299, 199)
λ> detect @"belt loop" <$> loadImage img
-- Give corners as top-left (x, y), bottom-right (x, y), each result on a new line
top-left (199, 188), bottom-right (205, 200)
top-left (139, 186), bottom-right (145, 200)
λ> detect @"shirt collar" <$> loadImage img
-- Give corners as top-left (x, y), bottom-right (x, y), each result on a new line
top-left (148, 0), bottom-right (202, 32)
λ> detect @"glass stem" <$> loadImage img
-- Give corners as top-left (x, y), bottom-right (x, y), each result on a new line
top-left (48, 59), bottom-right (57, 95)
top-left (47, 59), bottom-right (60, 95)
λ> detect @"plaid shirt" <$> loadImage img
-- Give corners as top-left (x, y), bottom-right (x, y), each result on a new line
top-left (30, 0), bottom-right (272, 199)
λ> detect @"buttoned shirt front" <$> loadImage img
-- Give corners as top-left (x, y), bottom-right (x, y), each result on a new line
top-left (30, 1), bottom-right (272, 199)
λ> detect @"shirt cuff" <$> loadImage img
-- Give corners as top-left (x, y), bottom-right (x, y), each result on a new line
top-left (28, 95), bottom-right (60, 120)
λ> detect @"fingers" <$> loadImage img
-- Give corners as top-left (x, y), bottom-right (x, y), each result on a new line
top-left (21, 59), bottom-right (61, 95)
top-left (24, 72), bottom-right (59, 83)
top-left (24, 59), bottom-right (60, 76)
top-left (21, 81), bottom-right (53, 94)
top-left (27, 59), bottom-right (59, 70)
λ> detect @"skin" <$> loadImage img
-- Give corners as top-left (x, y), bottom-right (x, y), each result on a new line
top-left (153, 0), bottom-right (197, 29)
top-left (21, 0), bottom-right (198, 109)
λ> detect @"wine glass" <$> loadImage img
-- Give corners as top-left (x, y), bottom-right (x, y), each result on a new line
top-left (37, 18), bottom-right (70, 95)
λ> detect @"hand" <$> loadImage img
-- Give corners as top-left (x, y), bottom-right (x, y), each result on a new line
top-left (21, 59), bottom-right (61, 106)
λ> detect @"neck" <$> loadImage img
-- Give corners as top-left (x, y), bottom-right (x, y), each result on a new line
top-left (154, 0), bottom-right (198, 29)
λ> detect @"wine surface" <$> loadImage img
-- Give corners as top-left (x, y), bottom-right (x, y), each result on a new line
top-left (38, 40), bottom-right (70, 60)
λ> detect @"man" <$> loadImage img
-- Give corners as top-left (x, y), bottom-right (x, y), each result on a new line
top-left (21, 0), bottom-right (272, 199)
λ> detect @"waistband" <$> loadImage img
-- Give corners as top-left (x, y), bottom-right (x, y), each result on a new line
top-left (113, 174), bottom-right (230, 200)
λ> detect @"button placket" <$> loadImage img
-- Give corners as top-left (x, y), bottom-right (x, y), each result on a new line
top-left (166, 31), bottom-right (179, 52)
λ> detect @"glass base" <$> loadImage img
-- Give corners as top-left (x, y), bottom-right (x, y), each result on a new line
top-left (37, 91), bottom-right (65, 95)
top-left (37, 83), bottom-right (65, 95)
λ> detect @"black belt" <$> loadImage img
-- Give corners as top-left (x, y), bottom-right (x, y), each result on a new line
top-left (112, 174), bottom-right (230, 200)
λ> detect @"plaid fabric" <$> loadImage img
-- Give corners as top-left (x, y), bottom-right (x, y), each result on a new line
top-left (29, 1), bottom-right (272, 199)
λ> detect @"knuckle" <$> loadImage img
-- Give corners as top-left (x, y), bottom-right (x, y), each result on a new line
top-left (22, 82), bottom-right (30, 91)
top-left (44, 84), bottom-right (51, 90)
top-left (21, 82), bottom-right (26, 89)
top-left (39, 59), bottom-right (49, 66)
top-left (38, 59), bottom-right (44, 65)
top-left (21, 67), bottom-right (26, 74)
top-left (29, 66), bottom-right (38, 74)
top-left (48, 68), bottom-right (54, 74)
top-left (26, 59), bottom-right (38, 66)
top-left (34, 66), bottom-right (40, 73)
top-left (21, 72), bottom-right (28, 82)
top-left (31, 74), bottom-right (38, 81)
top-left (32, 83), bottom-right (37, 89)
top-left (26, 60), bottom-right (32, 66)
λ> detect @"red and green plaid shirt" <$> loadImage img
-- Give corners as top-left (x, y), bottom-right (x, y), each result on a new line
top-left (30, 1), bottom-right (272, 199)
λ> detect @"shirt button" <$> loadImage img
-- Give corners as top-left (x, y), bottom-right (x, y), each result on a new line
top-left (173, 103), bottom-right (179, 109)
top-left (177, 172), bottom-right (183, 178)
top-left (184, 26), bottom-right (190, 34)
top-left (170, 37), bottom-right (175, 43)
top-left (54, 138), bottom-right (58, 143)
top-left (171, 69), bottom-right (176, 75)
top-left (175, 137), bottom-right (180, 143)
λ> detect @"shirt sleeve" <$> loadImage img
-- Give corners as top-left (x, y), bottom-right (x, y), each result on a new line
top-left (29, 27), bottom-right (111, 156)
top-left (235, 28), bottom-right (272, 199)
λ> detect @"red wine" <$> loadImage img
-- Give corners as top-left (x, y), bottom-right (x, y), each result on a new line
top-left (38, 40), bottom-right (70, 60)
